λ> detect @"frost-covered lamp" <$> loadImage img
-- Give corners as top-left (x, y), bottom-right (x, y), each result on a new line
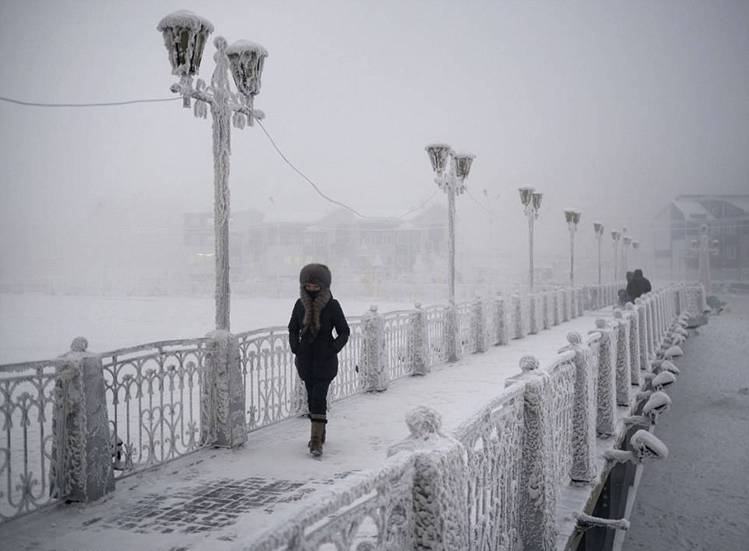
top-left (426, 143), bottom-right (453, 176)
top-left (157, 10), bottom-right (214, 107)
top-left (452, 153), bottom-right (475, 195)
top-left (518, 187), bottom-right (535, 208)
top-left (226, 40), bottom-right (268, 123)
top-left (564, 209), bottom-right (581, 227)
top-left (593, 221), bottom-right (604, 236)
top-left (453, 154), bottom-right (475, 180)
top-left (531, 192), bottom-right (543, 213)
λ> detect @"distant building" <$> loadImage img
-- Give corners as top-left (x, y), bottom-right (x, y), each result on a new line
top-left (182, 204), bottom-right (448, 293)
top-left (653, 194), bottom-right (749, 282)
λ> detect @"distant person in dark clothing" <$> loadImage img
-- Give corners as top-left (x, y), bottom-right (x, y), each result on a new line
top-left (288, 263), bottom-right (350, 457)
top-left (618, 289), bottom-right (630, 306)
top-left (627, 269), bottom-right (652, 300)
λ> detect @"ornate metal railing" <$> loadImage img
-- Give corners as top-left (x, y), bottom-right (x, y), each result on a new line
top-left (330, 317), bottom-right (364, 402)
top-left (455, 384), bottom-right (525, 551)
top-left (0, 282), bottom-right (630, 525)
top-left (456, 301), bottom-right (474, 357)
top-left (100, 339), bottom-right (209, 478)
top-left (383, 310), bottom-right (414, 380)
top-left (424, 305), bottom-right (450, 365)
top-left (248, 452), bottom-right (416, 550)
top-left (237, 326), bottom-right (297, 431)
top-left (544, 354), bottom-right (576, 487)
top-left (0, 360), bottom-right (62, 520)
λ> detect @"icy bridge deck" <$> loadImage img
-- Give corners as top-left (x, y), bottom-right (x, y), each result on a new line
top-left (0, 304), bottom-right (661, 551)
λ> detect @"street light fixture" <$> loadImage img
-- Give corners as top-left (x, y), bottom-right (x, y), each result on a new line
top-left (519, 187), bottom-right (543, 291)
top-left (593, 221), bottom-right (605, 284)
top-left (426, 144), bottom-right (475, 361)
top-left (157, 11), bottom-right (268, 331)
top-left (564, 209), bottom-right (582, 287)
top-left (611, 229), bottom-right (622, 281)
top-left (622, 233), bottom-right (632, 274)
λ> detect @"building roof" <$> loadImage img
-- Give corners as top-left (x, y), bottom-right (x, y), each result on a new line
top-left (673, 194), bottom-right (749, 218)
top-left (672, 198), bottom-right (712, 220)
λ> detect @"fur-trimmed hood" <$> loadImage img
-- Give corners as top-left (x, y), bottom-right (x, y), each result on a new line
top-left (299, 263), bottom-right (332, 289)
top-left (299, 264), bottom-right (333, 340)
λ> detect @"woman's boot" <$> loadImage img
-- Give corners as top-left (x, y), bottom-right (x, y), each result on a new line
top-left (309, 413), bottom-right (326, 457)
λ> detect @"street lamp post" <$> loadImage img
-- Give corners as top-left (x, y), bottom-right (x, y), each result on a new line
top-left (564, 210), bottom-right (582, 287)
top-left (157, 11), bottom-right (268, 331)
top-left (631, 240), bottom-right (640, 270)
top-left (690, 224), bottom-right (719, 294)
top-left (519, 188), bottom-right (543, 291)
top-left (611, 229), bottom-right (622, 281)
top-left (426, 144), bottom-right (475, 361)
top-left (593, 222), bottom-right (605, 284)
top-left (622, 233), bottom-right (632, 274)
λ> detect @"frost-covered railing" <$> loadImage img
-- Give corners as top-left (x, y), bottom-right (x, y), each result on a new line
top-left (236, 283), bottom-right (701, 550)
top-left (454, 384), bottom-right (525, 550)
top-left (424, 305), bottom-right (450, 365)
top-left (247, 451), bottom-right (416, 551)
top-left (0, 281), bottom-right (629, 525)
top-left (237, 326), bottom-right (299, 431)
top-left (456, 301), bottom-right (475, 358)
top-left (330, 317), bottom-right (364, 402)
top-left (382, 310), bottom-right (413, 380)
top-left (0, 359), bottom-right (62, 521)
top-left (100, 339), bottom-right (208, 478)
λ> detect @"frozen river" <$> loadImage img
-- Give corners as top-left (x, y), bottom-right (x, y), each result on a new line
top-left (0, 293), bottom-right (411, 364)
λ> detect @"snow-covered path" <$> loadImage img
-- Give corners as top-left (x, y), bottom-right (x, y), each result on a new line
top-left (624, 295), bottom-right (749, 550)
top-left (0, 307), bottom-right (608, 551)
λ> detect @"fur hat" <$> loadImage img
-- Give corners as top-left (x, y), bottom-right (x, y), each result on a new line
top-left (299, 263), bottom-right (332, 289)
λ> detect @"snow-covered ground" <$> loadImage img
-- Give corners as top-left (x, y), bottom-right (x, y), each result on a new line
top-left (624, 295), bottom-right (749, 550)
top-left (0, 293), bottom-right (410, 364)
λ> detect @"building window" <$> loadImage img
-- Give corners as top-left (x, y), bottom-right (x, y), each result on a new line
top-left (726, 245), bottom-right (738, 260)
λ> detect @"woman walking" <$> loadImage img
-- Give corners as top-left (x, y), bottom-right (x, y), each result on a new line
top-left (288, 264), bottom-right (350, 457)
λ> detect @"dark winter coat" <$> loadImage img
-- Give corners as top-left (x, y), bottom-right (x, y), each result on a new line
top-left (626, 271), bottom-right (652, 301)
top-left (288, 297), bottom-right (350, 382)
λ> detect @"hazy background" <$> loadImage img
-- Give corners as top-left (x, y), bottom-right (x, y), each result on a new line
top-left (1, 0), bottom-right (748, 291)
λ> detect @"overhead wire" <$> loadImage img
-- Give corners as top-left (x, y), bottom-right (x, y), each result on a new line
top-left (0, 92), bottom-right (439, 221)
top-left (0, 94), bottom-right (181, 108)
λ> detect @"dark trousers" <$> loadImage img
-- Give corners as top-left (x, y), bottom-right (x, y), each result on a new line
top-left (304, 378), bottom-right (332, 415)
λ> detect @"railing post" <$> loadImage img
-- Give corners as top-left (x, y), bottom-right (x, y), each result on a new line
top-left (50, 337), bottom-right (115, 503)
top-left (362, 306), bottom-right (388, 390)
top-left (565, 333), bottom-right (598, 483)
top-left (571, 288), bottom-right (578, 318)
top-left (529, 293), bottom-right (539, 335)
top-left (554, 290), bottom-right (562, 326)
top-left (512, 293), bottom-right (526, 339)
top-left (562, 289), bottom-right (570, 322)
top-left (514, 356), bottom-right (558, 551)
top-left (201, 330), bottom-right (247, 448)
top-left (612, 310), bottom-right (632, 406)
top-left (387, 406), bottom-right (469, 551)
top-left (592, 319), bottom-right (616, 437)
top-left (495, 294), bottom-right (509, 346)
top-left (577, 288), bottom-right (585, 317)
top-left (542, 291), bottom-right (551, 330)
top-left (635, 298), bottom-right (649, 368)
top-left (447, 304), bottom-right (459, 362)
top-left (625, 303), bottom-right (641, 386)
top-left (472, 298), bottom-right (487, 353)
top-left (645, 296), bottom-right (656, 360)
top-left (411, 303), bottom-right (430, 376)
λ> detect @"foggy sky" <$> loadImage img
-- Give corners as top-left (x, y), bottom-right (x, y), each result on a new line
top-left (1, 0), bottom-right (748, 282)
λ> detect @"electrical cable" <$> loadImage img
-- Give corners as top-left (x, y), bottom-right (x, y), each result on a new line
top-left (0, 94), bottom-right (181, 108)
